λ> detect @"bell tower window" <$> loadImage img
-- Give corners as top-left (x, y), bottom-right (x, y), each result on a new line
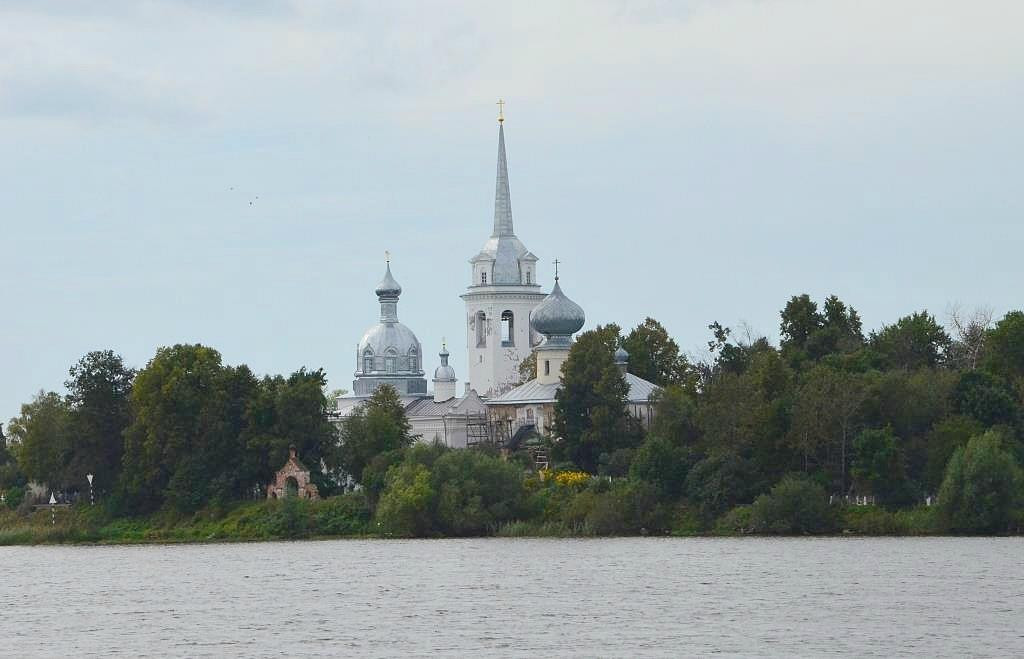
top-left (501, 310), bottom-right (514, 347)
top-left (481, 271), bottom-right (487, 285)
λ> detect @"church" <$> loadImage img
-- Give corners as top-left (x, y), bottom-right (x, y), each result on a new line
top-left (335, 105), bottom-right (659, 448)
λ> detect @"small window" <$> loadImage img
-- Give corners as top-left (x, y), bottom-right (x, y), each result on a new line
top-left (525, 271), bottom-right (531, 284)
top-left (385, 349), bottom-right (397, 374)
top-left (501, 310), bottom-right (514, 347)
top-left (363, 351), bottom-right (373, 373)
top-left (408, 347), bottom-right (418, 371)
top-left (544, 360), bottom-right (550, 376)
top-left (481, 271), bottom-right (487, 285)
top-left (526, 408), bottom-right (534, 421)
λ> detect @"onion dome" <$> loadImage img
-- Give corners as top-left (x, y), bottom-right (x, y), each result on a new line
top-left (433, 343), bottom-right (456, 381)
top-left (375, 262), bottom-right (402, 298)
top-left (614, 345), bottom-right (629, 365)
top-left (530, 279), bottom-right (585, 340)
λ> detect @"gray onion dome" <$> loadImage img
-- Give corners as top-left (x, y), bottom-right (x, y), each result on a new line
top-left (614, 345), bottom-right (629, 364)
top-left (375, 262), bottom-right (402, 298)
top-left (530, 279), bottom-right (585, 338)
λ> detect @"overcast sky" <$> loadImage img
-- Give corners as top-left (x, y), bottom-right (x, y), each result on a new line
top-left (2, 0), bottom-right (1023, 421)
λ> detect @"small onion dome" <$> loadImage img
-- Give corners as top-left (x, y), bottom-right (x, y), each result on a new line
top-left (434, 344), bottom-right (456, 381)
top-left (375, 263), bottom-right (402, 298)
top-left (614, 345), bottom-right (629, 365)
top-left (530, 279), bottom-right (585, 338)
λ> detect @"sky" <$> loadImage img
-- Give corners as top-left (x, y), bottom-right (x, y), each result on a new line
top-left (2, 0), bottom-right (1023, 422)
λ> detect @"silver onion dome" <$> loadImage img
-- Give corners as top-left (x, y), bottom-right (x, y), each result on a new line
top-left (614, 345), bottom-right (630, 364)
top-left (530, 279), bottom-right (585, 339)
top-left (375, 262), bottom-right (402, 298)
top-left (433, 344), bottom-right (456, 381)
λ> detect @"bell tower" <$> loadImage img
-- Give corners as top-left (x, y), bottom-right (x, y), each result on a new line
top-left (461, 103), bottom-right (546, 397)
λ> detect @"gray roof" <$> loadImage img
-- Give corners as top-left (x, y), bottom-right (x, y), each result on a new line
top-left (375, 262), bottom-right (402, 297)
top-left (487, 371), bottom-right (660, 406)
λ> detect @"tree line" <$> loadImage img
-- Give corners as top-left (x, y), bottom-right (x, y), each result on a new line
top-left (3, 293), bottom-right (1023, 535)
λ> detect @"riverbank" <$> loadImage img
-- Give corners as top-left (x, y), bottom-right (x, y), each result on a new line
top-left (2, 495), bottom-right (1006, 545)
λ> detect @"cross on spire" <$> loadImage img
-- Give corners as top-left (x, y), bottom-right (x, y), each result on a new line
top-left (553, 258), bottom-right (560, 281)
top-left (385, 250), bottom-right (390, 264)
top-left (496, 98), bottom-right (505, 123)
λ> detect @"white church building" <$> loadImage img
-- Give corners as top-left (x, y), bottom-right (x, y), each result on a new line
top-left (334, 107), bottom-right (659, 448)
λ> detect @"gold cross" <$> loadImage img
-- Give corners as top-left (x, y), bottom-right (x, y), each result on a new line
top-left (497, 98), bottom-right (505, 123)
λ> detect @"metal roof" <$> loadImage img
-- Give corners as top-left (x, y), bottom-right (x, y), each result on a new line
top-left (487, 371), bottom-right (660, 406)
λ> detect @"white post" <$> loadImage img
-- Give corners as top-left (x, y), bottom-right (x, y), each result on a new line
top-left (49, 492), bottom-right (57, 526)
top-left (86, 473), bottom-right (94, 506)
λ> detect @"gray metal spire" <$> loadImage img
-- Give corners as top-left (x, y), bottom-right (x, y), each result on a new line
top-left (492, 122), bottom-right (514, 238)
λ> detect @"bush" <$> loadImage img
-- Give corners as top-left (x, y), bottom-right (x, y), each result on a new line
top-left (750, 475), bottom-right (837, 534)
top-left (841, 506), bottom-right (902, 535)
top-left (713, 505), bottom-right (754, 535)
top-left (938, 431), bottom-right (1024, 534)
top-left (374, 463), bottom-right (435, 537)
top-left (314, 493), bottom-right (371, 536)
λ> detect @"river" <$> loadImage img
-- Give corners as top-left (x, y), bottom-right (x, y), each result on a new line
top-left (1, 537), bottom-right (1022, 657)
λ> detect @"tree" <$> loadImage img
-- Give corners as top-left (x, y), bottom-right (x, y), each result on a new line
top-left (851, 428), bottom-right (912, 506)
top-left (518, 352), bottom-right (537, 382)
top-left (430, 448), bottom-right (526, 536)
top-left (787, 365), bottom-right (867, 492)
top-left (120, 344), bottom-right (258, 512)
top-left (647, 385), bottom-right (700, 448)
top-left (938, 431), bottom-right (1023, 534)
top-left (923, 416), bottom-right (983, 494)
top-left (749, 474), bottom-right (837, 534)
top-left (621, 318), bottom-right (691, 387)
top-left (64, 350), bottom-right (135, 492)
top-left (553, 325), bottom-right (639, 472)
top-left (629, 436), bottom-right (693, 498)
top-left (983, 310), bottom-right (1024, 382)
top-left (780, 294), bottom-right (823, 353)
top-left (338, 384), bottom-right (414, 485)
top-left (952, 370), bottom-right (1017, 428)
top-left (869, 311), bottom-right (951, 370)
top-left (244, 368), bottom-right (341, 495)
top-left (946, 304), bottom-right (993, 371)
top-left (8, 391), bottom-right (73, 489)
top-left (374, 462), bottom-right (435, 537)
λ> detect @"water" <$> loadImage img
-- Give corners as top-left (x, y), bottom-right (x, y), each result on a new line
top-left (1, 537), bottom-right (1022, 657)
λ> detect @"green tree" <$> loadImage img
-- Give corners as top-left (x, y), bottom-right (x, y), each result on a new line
top-left (952, 370), bottom-right (1017, 427)
top-left (787, 365), bottom-right (867, 492)
top-left (869, 311), bottom-right (950, 370)
top-left (938, 430), bottom-right (1023, 534)
top-left (851, 428), bottom-right (912, 506)
top-left (120, 344), bottom-right (258, 512)
top-left (338, 384), bottom-right (414, 485)
top-left (553, 325), bottom-right (639, 472)
top-left (64, 350), bottom-right (135, 493)
top-left (749, 474), bottom-right (837, 534)
top-left (621, 317), bottom-right (692, 387)
top-left (374, 462), bottom-right (435, 537)
top-left (244, 368), bottom-right (340, 494)
top-left (779, 294), bottom-right (823, 354)
top-left (629, 436), bottom-right (693, 498)
top-left (923, 415), bottom-right (983, 494)
top-left (647, 385), bottom-right (700, 447)
top-left (983, 310), bottom-right (1024, 382)
top-left (8, 391), bottom-right (73, 489)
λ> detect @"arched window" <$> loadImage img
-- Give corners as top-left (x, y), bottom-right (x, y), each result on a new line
top-left (385, 348), bottom-right (397, 374)
top-left (363, 349), bottom-right (374, 373)
top-left (501, 310), bottom-right (514, 346)
top-left (476, 311), bottom-right (487, 347)
top-left (408, 346), bottom-right (418, 371)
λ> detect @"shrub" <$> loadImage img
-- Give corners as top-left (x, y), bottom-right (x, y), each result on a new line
top-left (314, 493), bottom-right (371, 536)
top-left (750, 475), bottom-right (837, 535)
top-left (374, 463), bottom-right (435, 537)
top-left (714, 505), bottom-right (754, 535)
top-left (841, 506), bottom-right (902, 535)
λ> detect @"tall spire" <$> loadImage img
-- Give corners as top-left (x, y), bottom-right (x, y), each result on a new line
top-left (492, 109), bottom-right (514, 238)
